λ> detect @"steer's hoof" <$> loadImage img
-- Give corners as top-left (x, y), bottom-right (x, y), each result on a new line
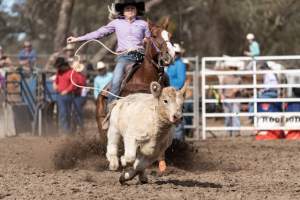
top-left (138, 177), bottom-right (148, 184)
top-left (119, 172), bottom-right (126, 185)
top-left (108, 157), bottom-right (119, 171)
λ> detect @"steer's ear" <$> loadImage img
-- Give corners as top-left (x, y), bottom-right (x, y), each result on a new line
top-left (150, 82), bottom-right (162, 98)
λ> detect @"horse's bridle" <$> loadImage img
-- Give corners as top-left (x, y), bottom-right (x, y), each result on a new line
top-left (146, 37), bottom-right (167, 84)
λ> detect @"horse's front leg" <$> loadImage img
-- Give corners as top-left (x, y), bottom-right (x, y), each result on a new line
top-left (96, 95), bottom-right (108, 144)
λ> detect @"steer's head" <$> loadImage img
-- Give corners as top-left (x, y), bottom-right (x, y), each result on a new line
top-left (150, 82), bottom-right (187, 124)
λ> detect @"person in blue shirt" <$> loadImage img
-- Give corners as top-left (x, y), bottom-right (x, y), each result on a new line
top-left (94, 61), bottom-right (113, 100)
top-left (244, 33), bottom-right (260, 57)
top-left (18, 41), bottom-right (37, 74)
top-left (166, 43), bottom-right (186, 90)
top-left (166, 43), bottom-right (186, 142)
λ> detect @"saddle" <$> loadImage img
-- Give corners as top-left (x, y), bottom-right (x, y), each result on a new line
top-left (100, 62), bottom-right (142, 98)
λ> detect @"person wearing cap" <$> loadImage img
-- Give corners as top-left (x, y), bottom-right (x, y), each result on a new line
top-left (0, 46), bottom-right (12, 68)
top-left (63, 43), bottom-right (76, 65)
top-left (166, 43), bottom-right (186, 91)
top-left (244, 33), bottom-right (260, 57)
top-left (53, 57), bottom-right (86, 134)
top-left (93, 61), bottom-right (113, 100)
top-left (166, 43), bottom-right (186, 142)
top-left (18, 41), bottom-right (37, 73)
top-left (67, 0), bottom-right (150, 103)
top-left (259, 62), bottom-right (279, 98)
top-left (0, 46), bottom-right (13, 91)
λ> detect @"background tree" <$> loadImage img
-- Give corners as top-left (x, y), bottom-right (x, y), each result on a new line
top-left (0, 0), bottom-right (299, 63)
top-left (54, 0), bottom-right (75, 51)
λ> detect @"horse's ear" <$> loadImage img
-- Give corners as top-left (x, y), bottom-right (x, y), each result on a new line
top-left (161, 16), bottom-right (170, 30)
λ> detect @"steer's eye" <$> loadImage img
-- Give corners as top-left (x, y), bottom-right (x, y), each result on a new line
top-left (163, 99), bottom-right (168, 104)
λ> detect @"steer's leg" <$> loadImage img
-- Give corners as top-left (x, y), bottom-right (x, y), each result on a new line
top-left (119, 156), bottom-right (151, 185)
top-left (138, 170), bottom-right (148, 184)
top-left (106, 126), bottom-right (120, 171)
top-left (120, 136), bottom-right (137, 167)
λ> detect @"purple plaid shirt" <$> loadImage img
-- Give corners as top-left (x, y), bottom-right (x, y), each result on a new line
top-left (77, 18), bottom-right (151, 52)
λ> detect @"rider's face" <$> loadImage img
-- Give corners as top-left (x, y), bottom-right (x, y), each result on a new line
top-left (123, 5), bottom-right (137, 19)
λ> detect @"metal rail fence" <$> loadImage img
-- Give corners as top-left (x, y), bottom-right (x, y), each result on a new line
top-left (201, 55), bottom-right (300, 140)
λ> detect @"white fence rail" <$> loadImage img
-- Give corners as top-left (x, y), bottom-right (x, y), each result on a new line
top-left (182, 56), bottom-right (200, 140)
top-left (201, 55), bottom-right (300, 140)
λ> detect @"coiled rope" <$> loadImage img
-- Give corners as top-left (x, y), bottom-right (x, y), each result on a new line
top-left (70, 39), bottom-right (127, 99)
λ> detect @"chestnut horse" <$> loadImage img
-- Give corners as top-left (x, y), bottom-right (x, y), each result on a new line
top-left (96, 19), bottom-right (174, 143)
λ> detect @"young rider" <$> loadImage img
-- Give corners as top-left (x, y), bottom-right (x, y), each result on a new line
top-left (67, 0), bottom-right (150, 103)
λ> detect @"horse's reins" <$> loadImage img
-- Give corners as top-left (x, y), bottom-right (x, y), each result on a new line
top-left (146, 37), bottom-right (166, 84)
top-left (70, 36), bottom-right (168, 99)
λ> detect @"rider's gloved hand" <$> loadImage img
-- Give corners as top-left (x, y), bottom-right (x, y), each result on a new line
top-left (67, 36), bottom-right (79, 43)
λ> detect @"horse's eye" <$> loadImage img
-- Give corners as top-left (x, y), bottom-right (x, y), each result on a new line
top-left (163, 100), bottom-right (168, 104)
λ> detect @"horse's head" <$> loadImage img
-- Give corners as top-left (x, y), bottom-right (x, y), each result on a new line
top-left (146, 18), bottom-right (175, 66)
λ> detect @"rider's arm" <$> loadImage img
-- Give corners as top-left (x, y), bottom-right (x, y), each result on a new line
top-left (77, 20), bottom-right (116, 41)
top-left (144, 22), bottom-right (151, 38)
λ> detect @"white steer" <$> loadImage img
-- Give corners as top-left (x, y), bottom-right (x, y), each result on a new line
top-left (106, 82), bottom-right (187, 184)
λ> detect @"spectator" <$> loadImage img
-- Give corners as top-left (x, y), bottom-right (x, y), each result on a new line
top-left (244, 33), bottom-right (260, 57)
top-left (93, 61), bottom-right (113, 100)
top-left (220, 66), bottom-right (242, 137)
top-left (45, 43), bottom-right (75, 71)
top-left (53, 57), bottom-right (85, 134)
top-left (63, 43), bottom-right (76, 65)
top-left (248, 62), bottom-right (279, 124)
top-left (285, 88), bottom-right (300, 140)
top-left (71, 61), bottom-right (87, 134)
top-left (18, 41), bottom-right (37, 74)
top-left (79, 55), bottom-right (94, 83)
top-left (182, 58), bottom-right (193, 134)
top-left (259, 62), bottom-right (278, 98)
top-left (0, 45), bottom-right (13, 90)
top-left (0, 45), bottom-right (13, 68)
top-left (166, 43), bottom-right (186, 141)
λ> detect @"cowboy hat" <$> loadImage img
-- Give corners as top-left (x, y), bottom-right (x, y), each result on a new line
top-left (182, 58), bottom-right (190, 64)
top-left (115, 0), bottom-right (145, 15)
top-left (63, 43), bottom-right (75, 51)
top-left (96, 61), bottom-right (106, 70)
top-left (173, 43), bottom-right (183, 53)
top-left (54, 57), bottom-right (69, 69)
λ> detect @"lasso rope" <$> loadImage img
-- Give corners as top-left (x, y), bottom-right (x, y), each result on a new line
top-left (70, 39), bottom-right (127, 99)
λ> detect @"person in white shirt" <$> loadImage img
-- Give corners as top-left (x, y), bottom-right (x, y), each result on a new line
top-left (259, 62), bottom-right (278, 98)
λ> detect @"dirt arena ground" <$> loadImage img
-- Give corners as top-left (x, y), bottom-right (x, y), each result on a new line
top-left (0, 134), bottom-right (299, 200)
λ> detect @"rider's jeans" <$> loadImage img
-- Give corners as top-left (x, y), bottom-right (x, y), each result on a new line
top-left (108, 54), bottom-right (135, 103)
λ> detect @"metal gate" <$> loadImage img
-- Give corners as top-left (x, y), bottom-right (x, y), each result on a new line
top-left (201, 55), bottom-right (300, 140)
